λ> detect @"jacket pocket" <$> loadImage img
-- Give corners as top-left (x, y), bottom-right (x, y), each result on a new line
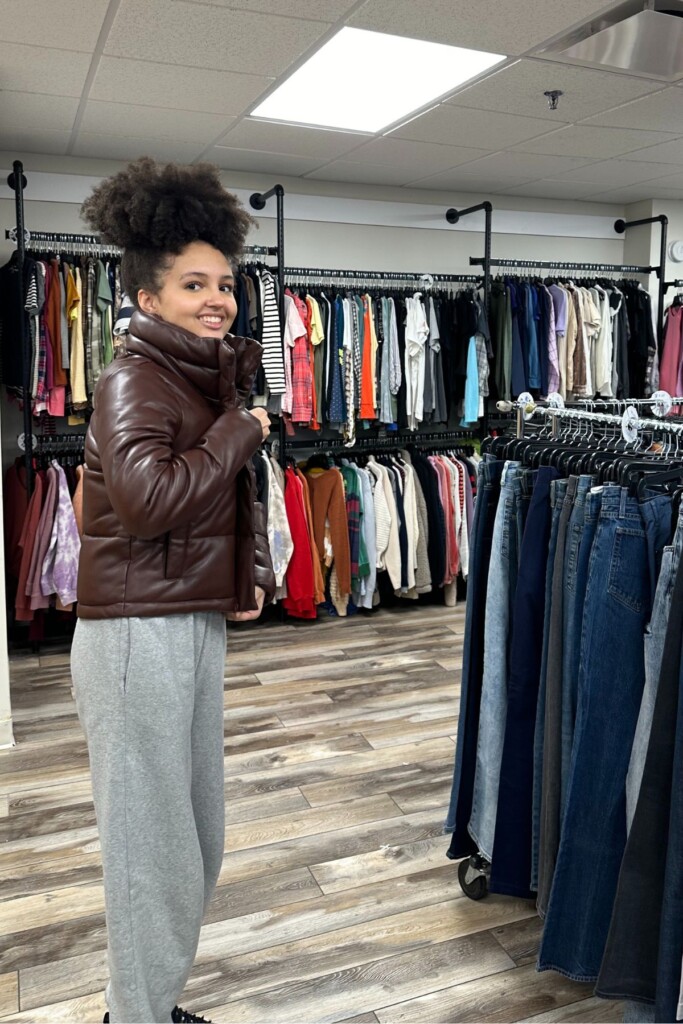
top-left (164, 525), bottom-right (189, 580)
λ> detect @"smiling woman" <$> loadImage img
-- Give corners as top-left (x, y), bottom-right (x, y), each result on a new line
top-left (70, 157), bottom-right (275, 1024)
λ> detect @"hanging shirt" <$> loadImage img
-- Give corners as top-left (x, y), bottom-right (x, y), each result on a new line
top-left (360, 294), bottom-right (377, 421)
top-left (259, 270), bottom-right (286, 396)
top-left (283, 293), bottom-right (305, 417)
top-left (405, 294), bottom-right (429, 431)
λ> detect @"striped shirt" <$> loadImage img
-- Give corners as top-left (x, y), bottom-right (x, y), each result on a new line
top-left (259, 270), bottom-right (286, 396)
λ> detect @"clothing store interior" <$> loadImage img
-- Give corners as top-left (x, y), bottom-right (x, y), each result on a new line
top-left (2, 0), bottom-right (683, 1021)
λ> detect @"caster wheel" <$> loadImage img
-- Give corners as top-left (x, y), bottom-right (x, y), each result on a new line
top-left (458, 857), bottom-right (489, 900)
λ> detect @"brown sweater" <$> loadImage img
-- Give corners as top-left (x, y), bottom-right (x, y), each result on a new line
top-left (304, 468), bottom-right (351, 596)
top-left (295, 468), bottom-right (325, 605)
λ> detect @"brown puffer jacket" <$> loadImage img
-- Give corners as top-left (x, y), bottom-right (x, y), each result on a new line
top-left (77, 310), bottom-right (276, 619)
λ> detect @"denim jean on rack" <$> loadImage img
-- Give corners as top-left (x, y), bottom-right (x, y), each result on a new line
top-left (445, 457), bottom-right (504, 856)
top-left (538, 486), bottom-right (672, 981)
top-left (537, 475), bottom-right (578, 916)
top-left (531, 478), bottom-right (567, 892)
top-left (560, 476), bottom-right (598, 818)
top-left (626, 510), bottom-right (683, 830)
top-left (654, 658), bottom-right (683, 1024)
top-left (468, 460), bottom-right (522, 862)
top-left (490, 465), bottom-right (558, 898)
top-left (596, 552), bottom-right (683, 1011)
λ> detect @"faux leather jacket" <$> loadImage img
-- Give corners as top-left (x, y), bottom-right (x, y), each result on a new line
top-left (77, 310), bottom-right (276, 619)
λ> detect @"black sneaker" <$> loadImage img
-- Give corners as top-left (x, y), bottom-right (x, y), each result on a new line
top-left (104, 1008), bottom-right (211, 1023)
top-left (172, 1008), bottom-right (212, 1024)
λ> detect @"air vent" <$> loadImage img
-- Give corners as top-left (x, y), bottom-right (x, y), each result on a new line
top-left (540, 0), bottom-right (683, 80)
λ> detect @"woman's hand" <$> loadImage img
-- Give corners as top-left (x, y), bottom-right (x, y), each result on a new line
top-left (227, 586), bottom-right (266, 622)
top-left (248, 408), bottom-right (271, 441)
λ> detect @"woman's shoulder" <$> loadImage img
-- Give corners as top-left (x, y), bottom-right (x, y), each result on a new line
top-left (92, 349), bottom-right (178, 407)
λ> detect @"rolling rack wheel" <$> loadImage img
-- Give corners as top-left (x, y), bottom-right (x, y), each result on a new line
top-left (458, 854), bottom-right (490, 900)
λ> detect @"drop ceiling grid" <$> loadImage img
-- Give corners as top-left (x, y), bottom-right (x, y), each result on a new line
top-left (0, 0), bottom-right (682, 202)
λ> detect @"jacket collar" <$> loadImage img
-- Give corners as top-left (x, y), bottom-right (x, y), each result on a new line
top-left (125, 310), bottom-right (263, 403)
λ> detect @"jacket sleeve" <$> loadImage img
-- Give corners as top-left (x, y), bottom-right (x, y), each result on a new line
top-left (94, 362), bottom-right (264, 540)
top-left (253, 499), bottom-right (276, 603)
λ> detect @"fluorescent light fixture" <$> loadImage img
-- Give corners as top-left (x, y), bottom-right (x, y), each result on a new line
top-left (251, 27), bottom-right (506, 133)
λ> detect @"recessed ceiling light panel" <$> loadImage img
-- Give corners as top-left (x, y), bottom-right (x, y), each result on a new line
top-left (251, 27), bottom-right (506, 133)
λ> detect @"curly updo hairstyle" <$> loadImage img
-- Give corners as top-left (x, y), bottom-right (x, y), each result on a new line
top-left (80, 157), bottom-right (256, 305)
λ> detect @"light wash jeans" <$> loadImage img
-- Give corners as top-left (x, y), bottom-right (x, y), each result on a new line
top-left (468, 460), bottom-right (522, 861)
top-left (626, 510), bottom-right (683, 830)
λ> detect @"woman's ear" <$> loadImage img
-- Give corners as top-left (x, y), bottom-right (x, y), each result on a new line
top-left (137, 289), bottom-right (159, 315)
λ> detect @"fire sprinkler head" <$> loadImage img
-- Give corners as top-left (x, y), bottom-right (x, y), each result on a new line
top-left (544, 89), bottom-right (564, 110)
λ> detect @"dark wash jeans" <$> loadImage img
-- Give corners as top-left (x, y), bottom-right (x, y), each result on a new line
top-left (596, 553), bottom-right (683, 1012)
top-left (531, 478), bottom-right (567, 892)
top-left (490, 466), bottom-right (558, 898)
top-left (445, 457), bottom-right (503, 856)
top-left (537, 475), bottom-right (578, 916)
top-left (538, 487), bottom-right (671, 982)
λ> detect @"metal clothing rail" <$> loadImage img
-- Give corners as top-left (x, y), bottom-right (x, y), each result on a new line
top-left (5, 160), bottom-right (34, 497)
top-left (615, 214), bottom-right (667, 346)
top-left (665, 279), bottom-right (683, 294)
top-left (468, 257), bottom-right (656, 274)
top-left (446, 201), bottom-right (493, 316)
top-left (283, 267), bottom-right (482, 284)
top-left (249, 185), bottom-right (286, 466)
top-left (534, 404), bottom-right (683, 438)
top-left (283, 429), bottom-right (477, 453)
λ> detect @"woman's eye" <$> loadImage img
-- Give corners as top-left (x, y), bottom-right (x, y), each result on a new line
top-left (221, 284), bottom-right (234, 294)
top-left (185, 282), bottom-right (201, 291)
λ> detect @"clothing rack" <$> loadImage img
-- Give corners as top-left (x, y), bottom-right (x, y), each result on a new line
top-left (249, 185), bottom-right (286, 467)
top-left (614, 214), bottom-right (667, 349)
top-left (283, 267), bottom-right (482, 285)
top-left (533, 403), bottom-right (683, 440)
top-left (445, 201), bottom-right (493, 316)
top-left (664, 279), bottom-right (683, 294)
top-left (6, 160), bottom-right (34, 497)
top-left (469, 257), bottom-right (657, 274)
top-left (283, 429), bottom-right (476, 454)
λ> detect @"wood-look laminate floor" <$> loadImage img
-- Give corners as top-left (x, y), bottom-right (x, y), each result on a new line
top-left (0, 603), bottom-right (623, 1024)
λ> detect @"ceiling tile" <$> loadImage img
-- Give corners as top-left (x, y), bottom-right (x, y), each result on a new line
top-left (218, 119), bottom-right (366, 159)
top-left (0, 44), bottom-right (92, 97)
top-left (105, 0), bottom-right (329, 75)
top-left (79, 101), bottom-right (234, 144)
top-left (408, 168), bottom-right (536, 191)
top-left (551, 158), bottom-right (683, 185)
top-left (498, 179), bottom-right (608, 199)
top-left (350, 0), bottom-right (624, 57)
top-left (72, 134), bottom-right (204, 162)
top-left (586, 184), bottom-right (683, 203)
top-left (341, 137), bottom-right (489, 175)
top-left (392, 105), bottom-right (557, 149)
top-left (454, 151), bottom-right (597, 178)
top-left (207, 146), bottom-right (323, 175)
top-left (305, 160), bottom-right (435, 186)
top-left (510, 124), bottom-right (679, 158)
top-left (181, 0), bottom-right (356, 18)
top-left (0, 92), bottom-right (79, 133)
top-left (622, 137), bottom-right (683, 164)
top-left (0, 129), bottom-right (70, 156)
top-left (0, 0), bottom-right (109, 50)
top-left (638, 171), bottom-right (683, 190)
top-left (447, 59), bottom-right (663, 122)
top-left (90, 57), bottom-right (273, 115)
top-left (581, 88), bottom-right (683, 131)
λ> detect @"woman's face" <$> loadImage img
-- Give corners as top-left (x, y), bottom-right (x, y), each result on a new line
top-left (138, 240), bottom-right (238, 338)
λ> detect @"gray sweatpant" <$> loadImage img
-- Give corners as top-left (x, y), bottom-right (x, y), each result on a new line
top-left (71, 613), bottom-right (227, 1024)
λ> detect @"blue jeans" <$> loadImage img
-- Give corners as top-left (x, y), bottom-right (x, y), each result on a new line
top-left (654, 651), bottom-right (683, 1023)
top-left (538, 486), bottom-right (672, 981)
top-left (490, 466), bottom-right (558, 898)
top-left (531, 478), bottom-right (567, 892)
top-left (626, 512), bottom-right (683, 830)
top-left (537, 475), bottom-right (578, 916)
top-left (468, 461), bottom-right (522, 861)
top-left (596, 523), bottom-right (683, 1010)
top-left (445, 457), bottom-right (503, 852)
top-left (560, 476), bottom-right (597, 817)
